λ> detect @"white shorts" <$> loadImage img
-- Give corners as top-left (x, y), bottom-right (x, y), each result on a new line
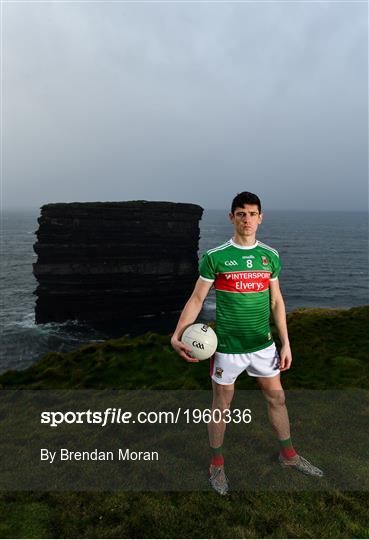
top-left (210, 343), bottom-right (280, 385)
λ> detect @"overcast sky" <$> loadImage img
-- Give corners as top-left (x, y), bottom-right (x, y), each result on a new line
top-left (3, 1), bottom-right (368, 211)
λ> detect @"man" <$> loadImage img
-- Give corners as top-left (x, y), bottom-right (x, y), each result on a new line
top-left (171, 191), bottom-right (323, 496)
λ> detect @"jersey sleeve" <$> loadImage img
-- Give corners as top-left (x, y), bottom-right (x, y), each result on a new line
top-left (270, 253), bottom-right (282, 281)
top-left (199, 251), bottom-right (216, 282)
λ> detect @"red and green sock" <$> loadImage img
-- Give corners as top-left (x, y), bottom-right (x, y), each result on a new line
top-left (279, 437), bottom-right (297, 460)
top-left (210, 446), bottom-right (224, 467)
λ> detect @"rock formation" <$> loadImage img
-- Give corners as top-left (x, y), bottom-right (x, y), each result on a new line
top-left (33, 201), bottom-right (203, 324)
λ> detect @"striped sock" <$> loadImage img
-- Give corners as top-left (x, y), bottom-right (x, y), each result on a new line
top-left (279, 437), bottom-right (297, 459)
top-left (210, 446), bottom-right (224, 467)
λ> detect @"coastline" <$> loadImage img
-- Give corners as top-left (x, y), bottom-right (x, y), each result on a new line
top-left (0, 305), bottom-right (368, 390)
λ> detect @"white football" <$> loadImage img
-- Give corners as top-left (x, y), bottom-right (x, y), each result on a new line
top-left (181, 323), bottom-right (218, 360)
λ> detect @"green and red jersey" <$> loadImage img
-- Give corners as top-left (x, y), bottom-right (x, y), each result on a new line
top-left (199, 238), bottom-right (281, 353)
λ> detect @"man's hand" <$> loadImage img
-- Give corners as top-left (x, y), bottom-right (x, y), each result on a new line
top-left (279, 343), bottom-right (292, 371)
top-left (169, 278), bottom-right (213, 363)
top-left (170, 335), bottom-right (199, 363)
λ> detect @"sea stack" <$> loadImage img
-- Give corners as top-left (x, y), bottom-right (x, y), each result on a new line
top-left (33, 201), bottom-right (203, 324)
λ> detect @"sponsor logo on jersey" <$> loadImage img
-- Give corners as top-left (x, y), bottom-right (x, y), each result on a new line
top-left (225, 260), bottom-right (238, 266)
top-left (242, 255), bottom-right (255, 259)
top-left (215, 367), bottom-right (223, 378)
top-left (223, 271), bottom-right (271, 279)
top-left (215, 271), bottom-right (272, 293)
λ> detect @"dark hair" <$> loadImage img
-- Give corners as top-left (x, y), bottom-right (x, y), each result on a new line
top-left (231, 192), bottom-right (261, 214)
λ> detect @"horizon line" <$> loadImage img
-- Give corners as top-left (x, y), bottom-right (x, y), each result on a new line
top-left (2, 206), bottom-right (368, 213)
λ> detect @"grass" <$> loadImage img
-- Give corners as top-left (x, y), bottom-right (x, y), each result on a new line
top-left (1, 491), bottom-right (368, 538)
top-left (0, 305), bottom-right (368, 538)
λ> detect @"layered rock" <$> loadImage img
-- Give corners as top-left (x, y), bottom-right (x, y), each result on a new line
top-left (33, 201), bottom-right (203, 324)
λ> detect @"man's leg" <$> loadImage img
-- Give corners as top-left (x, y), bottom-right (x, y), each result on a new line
top-left (257, 374), bottom-right (324, 476)
top-left (256, 374), bottom-right (294, 445)
top-left (208, 379), bottom-right (235, 449)
top-left (207, 380), bottom-right (234, 495)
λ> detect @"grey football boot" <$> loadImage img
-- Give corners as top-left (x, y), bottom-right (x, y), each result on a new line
top-left (208, 464), bottom-right (230, 495)
top-left (279, 454), bottom-right (324, 477)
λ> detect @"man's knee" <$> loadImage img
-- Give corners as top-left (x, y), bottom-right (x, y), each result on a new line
top-left (213, 387), bottom-right (233, 411)
top-left (264, 389), bottom-right (286, 409)
top-left (212, 383), bottom-right (234, 410)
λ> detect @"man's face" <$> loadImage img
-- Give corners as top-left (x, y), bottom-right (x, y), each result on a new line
top-left (229, 204), bottom-right (263, 238)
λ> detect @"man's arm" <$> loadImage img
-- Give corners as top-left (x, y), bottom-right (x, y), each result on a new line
top-left (171, 277), bottom-right (214, 363)
top-left (269, 279), bottom-right (292, 371)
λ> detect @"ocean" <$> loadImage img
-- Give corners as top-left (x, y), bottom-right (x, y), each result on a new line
top-left (1, 208), bottom-right (368, 373)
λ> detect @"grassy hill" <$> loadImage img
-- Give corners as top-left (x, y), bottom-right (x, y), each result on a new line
top-left (0, 306), bottom-right (368, 538)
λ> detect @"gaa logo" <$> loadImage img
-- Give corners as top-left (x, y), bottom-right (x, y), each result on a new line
top-left (225, 260), bottom-right (238, 266)
top-left (192, 341), bottom-right (205, 350)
